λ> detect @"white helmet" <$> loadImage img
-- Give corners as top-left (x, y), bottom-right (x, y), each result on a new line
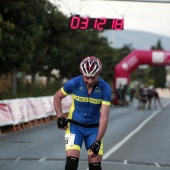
top-left (80, 56), bottom-right (102, 77)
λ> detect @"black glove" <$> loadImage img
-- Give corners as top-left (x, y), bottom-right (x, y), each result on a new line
top-left (57, 116), bottom-right (68, 128)
top-left (89, 140), bottom-right (101, 155)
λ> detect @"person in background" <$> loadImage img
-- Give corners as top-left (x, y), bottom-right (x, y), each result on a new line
top-left (53, 56), bottom-right (111, 170)
top-left (138, 84), bottom-right (149, 109)
top-left (153, 89), bottom-right (163, 109)
top-left (129, 87), bottom-right (136, 105)
top-left (148, 86), bottom-right (163, 109)
top-left (121, 84), bottom-right (128, 106)
top-left (115, 84), bottom-right (123, 106)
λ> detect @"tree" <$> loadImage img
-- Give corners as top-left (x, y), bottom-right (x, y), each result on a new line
top-left (149, 39), bottom-right (166, 88)
top-left (0, 0), bottom-right (39, 95)
top-left (0, 14), bottom-right (15, 73)
top-left (0, 0), bottom-right (140, 97)
top-left (24, 0), bottom-right (71, 87)
top-left (0, 0), bottom-right (70, 92)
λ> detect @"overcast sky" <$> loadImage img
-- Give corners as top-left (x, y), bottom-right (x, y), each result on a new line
top-left (49, 0), bottom-right (170, 37)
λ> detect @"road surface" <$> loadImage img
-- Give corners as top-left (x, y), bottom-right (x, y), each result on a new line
top-left (0, 98), bottom-right (170, 170)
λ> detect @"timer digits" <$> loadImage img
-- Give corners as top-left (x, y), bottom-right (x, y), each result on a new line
top-left (69, 16), bottom-right (124, 30)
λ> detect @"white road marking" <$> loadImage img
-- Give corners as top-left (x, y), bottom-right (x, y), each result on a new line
top-left (38, 157), bottom-right (47, 162)
top-left (15, 157), bottom-right (22, 161)
top-left (103, 109), bottom-right (160, 159)
top-left (124, 160), bottom-right (127, 164)
top-left (85, 100), bottom-right (170, 170)
top-left (155, 162), bottom-right (160, 167)
top-left (103, 100), bottom-right (170, 160)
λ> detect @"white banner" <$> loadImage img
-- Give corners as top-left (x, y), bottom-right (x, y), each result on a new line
top-left (0, 103), bottom-right (13, 126)
top-left (0, 95), bottom-right (72, 126)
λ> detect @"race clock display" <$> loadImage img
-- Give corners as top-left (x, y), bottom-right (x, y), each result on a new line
top-left (69, 16), bottom-right (124, 30)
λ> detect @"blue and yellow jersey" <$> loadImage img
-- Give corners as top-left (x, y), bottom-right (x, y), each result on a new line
top-left (61, 75), bottom-right (111, 124)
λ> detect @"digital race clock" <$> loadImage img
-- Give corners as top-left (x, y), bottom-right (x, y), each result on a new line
top-left (69, 16), bottom-right (124, 30)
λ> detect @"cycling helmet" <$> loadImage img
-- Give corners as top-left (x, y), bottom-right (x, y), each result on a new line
top-left (80, 56), bottom-right (102, 77)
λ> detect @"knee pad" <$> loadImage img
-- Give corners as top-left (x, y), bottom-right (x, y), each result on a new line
top-left (89, 162), bottom-right (102, 170)
top-left (65, 156), bottom-right (79, 170)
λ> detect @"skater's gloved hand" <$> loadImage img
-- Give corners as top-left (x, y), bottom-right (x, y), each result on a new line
top-left (57, 116), bottom-right (68, 129)
top-left (89, 140), bottom-right (101, 158)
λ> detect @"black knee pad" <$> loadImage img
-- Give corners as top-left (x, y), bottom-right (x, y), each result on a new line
top-left (65, 156), bottom-right (79, 170)
top-left (89, 162), bottom-right (102, 170)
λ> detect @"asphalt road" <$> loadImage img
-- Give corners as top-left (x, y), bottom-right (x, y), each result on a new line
top-left (0, 98), bottom-right (170, 170)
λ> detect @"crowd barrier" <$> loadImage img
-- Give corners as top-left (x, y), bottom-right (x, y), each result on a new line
top-left (156, 88), bottom-right (170, 99)
top-left (0, 95), bottom-right (72, 133)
